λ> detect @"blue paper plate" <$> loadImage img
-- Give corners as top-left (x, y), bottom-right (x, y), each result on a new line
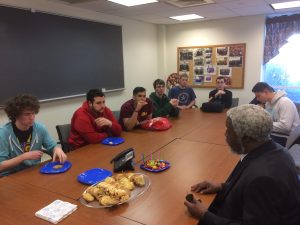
top-left (140, 160), bottom-right (171, 172)
top-left (40, 161), bottom-right (72, 174)
top-left (102, 137), bottom-right (125, 146)
top-left (77, 168), bottom-right (113, 185)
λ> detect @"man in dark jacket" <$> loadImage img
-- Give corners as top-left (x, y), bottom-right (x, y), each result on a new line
top-left (185, 104), bottom-right (300, 225)
top-left (209, 76), bottom-right (232, 108)
top-left (149, 79), bottom-right (179, 118)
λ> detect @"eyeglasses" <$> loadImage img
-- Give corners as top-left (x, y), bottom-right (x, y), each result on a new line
top-left (156, 85), bottom-right (165, 88)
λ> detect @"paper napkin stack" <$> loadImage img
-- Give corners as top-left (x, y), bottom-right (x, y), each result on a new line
top-left (35, 200), bottom-right (77, 224)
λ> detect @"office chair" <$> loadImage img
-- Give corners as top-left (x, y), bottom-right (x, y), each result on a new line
top-left (56, 124), bottom-right (72, 153)
top-left (112, 111), bottom-right (120, 120)
top-left (231, 98), bottom-right (239, 108)
top-left (288, 144), bottom-right (300, 174)
top-left (286, 124), bottom-right (300, 149)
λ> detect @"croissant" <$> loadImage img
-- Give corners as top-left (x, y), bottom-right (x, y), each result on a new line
top-left (82, 192), bottom-right (95, 202)
top-left (99, 195), bottom-right (119, 206)
top-left (132, 175), bottom-right (145, 187)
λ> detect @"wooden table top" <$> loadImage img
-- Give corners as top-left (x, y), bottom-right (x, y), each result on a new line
top-left (0, 177), bottom-right (142, 225)
top-left (114, 139), bottom-right (239, 225)
top-left (6, 109), bottom-right (237, 225)
top-left (10, 110), bottom-right (229, 199)
top-left (178, 110), bottom-right (228, 145)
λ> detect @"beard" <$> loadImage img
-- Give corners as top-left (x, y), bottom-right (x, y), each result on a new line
top-left (229, 145), bottom-right (246, 155)
top-left (91, 106), bottom-right (104, 115)
top-left (228, 138), bottom-right (246, 155)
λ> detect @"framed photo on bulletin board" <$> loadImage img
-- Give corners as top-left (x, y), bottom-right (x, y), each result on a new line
top-left (177, 43), bottom-right (246, 89)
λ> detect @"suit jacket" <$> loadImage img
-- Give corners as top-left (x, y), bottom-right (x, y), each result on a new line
top-left (200, 141), bottom-right (300, 225)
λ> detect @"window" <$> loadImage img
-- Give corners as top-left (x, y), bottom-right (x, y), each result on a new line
top-left (264, 34), bottom-right (300, 103)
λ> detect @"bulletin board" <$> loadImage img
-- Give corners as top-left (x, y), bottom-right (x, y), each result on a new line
top-left (177, 43), bottom-right (246, 89)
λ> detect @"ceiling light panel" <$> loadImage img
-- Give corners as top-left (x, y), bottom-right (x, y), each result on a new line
top-left (271, 1), bottom-right (300, 10)
top-left (170, 14), bottom-right (204, 21)
top-left (108, 0), bottom-right (158, 7)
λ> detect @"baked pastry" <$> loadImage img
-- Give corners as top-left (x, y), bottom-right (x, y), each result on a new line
top-left (132, 175), bottom-right (145, 187)
top-left (113, 173), bottom-right (126, 181)
top-left (87, 186), bottom-right (98, 195)
top-left (99, 195), bottom-right (118, 206)
top-left (53, 164), bottom-right (63, 169)
top-left (82, 192), bottom-right (95, 202)
top-left (104, 177), bottom-right (115, 184)
top-left (125, 173), bottom-right (135, 181)
top-left (120, 194), bottom-right (130, 202)
top-left (119, 177), bottom-right (134, 191)
top-left (82, 173), bottom-right (146, 207)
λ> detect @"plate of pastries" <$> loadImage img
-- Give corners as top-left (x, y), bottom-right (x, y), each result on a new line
top-left (79, 172), bottom-right (150, 208)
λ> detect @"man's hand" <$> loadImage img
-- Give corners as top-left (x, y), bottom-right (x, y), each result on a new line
top-left (191, 181), bottom-right (222, 194)
top-left (184, 198), bottom-right (208, 219)
top-left (177, 105), bottom-right (187, 110)
top-left (95, 117), bottom-right (112, 128)
top-left (170, 99), bottom-right (179, 107)
top-left (135, 100), bottom-right (148, 112)
top-left (53, 147), bottom-right (67, 164)
top-left (22, 151), bottom-right (43, 161)
top-left (215, 90), bottom-right (225, 97)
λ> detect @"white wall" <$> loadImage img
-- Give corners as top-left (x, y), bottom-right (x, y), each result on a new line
top-left (0, 0), bottom-right (158, 139)
top-left (0, 1), bottom-right (266, 140)
top-left (159, 15), bottom-right (265, 106)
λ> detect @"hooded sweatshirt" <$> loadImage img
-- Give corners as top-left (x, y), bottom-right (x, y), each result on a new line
top-left (265, 90), bottom-right (300, 135)
top-left (0, 122), bottom-right (57, 176)
top-left (68, 101), bottom-right (122, 149)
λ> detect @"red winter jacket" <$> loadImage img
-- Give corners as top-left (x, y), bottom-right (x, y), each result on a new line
top-left (68, 102), bottom-right (122, 149)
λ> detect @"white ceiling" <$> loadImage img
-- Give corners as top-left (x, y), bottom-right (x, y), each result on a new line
top-left (48, 0), bottom-right (300, 24)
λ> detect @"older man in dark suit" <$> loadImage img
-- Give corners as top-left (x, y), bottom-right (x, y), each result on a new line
top-left (185, 104), bottom-right (300, 225)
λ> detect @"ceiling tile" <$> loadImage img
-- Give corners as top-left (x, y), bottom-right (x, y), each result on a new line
top-left (231, 5), bottom-right (274, 16)
top-left (219, 0), bottom-right (269, 9)
top-left (46, 0), bottom-right (300, 24)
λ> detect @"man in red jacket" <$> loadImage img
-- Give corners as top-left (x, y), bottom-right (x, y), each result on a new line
top-left (68, 89), bottom-right (122, 149)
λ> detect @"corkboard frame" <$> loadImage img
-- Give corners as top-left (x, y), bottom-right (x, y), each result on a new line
top-left (177, 43), bottom-right (246, 89)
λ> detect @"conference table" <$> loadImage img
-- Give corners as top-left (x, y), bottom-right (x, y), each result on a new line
top-left (0, 177), bottom-right (142, 225)
top-left (8, 109), bottom-right (239, 225)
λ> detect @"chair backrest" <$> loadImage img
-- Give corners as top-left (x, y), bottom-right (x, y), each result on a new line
top-left (231, 98), bottom-right (239, 108)
top-left (56, 124), bottom-right (72, 153)
top-left (286, 124), bottom-right (300, 149)
top-left (295, 103), bottom-right (300, 117)
top-left (288, 144), bottom-right (300, 173)
top-left (112, 111), bottom-right (120, 120)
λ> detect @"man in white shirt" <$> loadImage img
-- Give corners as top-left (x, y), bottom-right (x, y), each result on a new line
top-left (252, 82), bottom-right (300, 146)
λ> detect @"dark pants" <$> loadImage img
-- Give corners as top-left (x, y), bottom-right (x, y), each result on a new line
top-left (271, 134), bottom-right (288, 147)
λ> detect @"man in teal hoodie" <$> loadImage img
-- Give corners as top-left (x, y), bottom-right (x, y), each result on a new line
top-left (149, 79), bottom-right (179, 118)
top-left (0, 94), bottom-right (67, 176)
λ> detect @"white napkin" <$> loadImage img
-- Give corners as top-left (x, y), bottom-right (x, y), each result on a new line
top-left (35, 200), bottom-right (77, 224)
